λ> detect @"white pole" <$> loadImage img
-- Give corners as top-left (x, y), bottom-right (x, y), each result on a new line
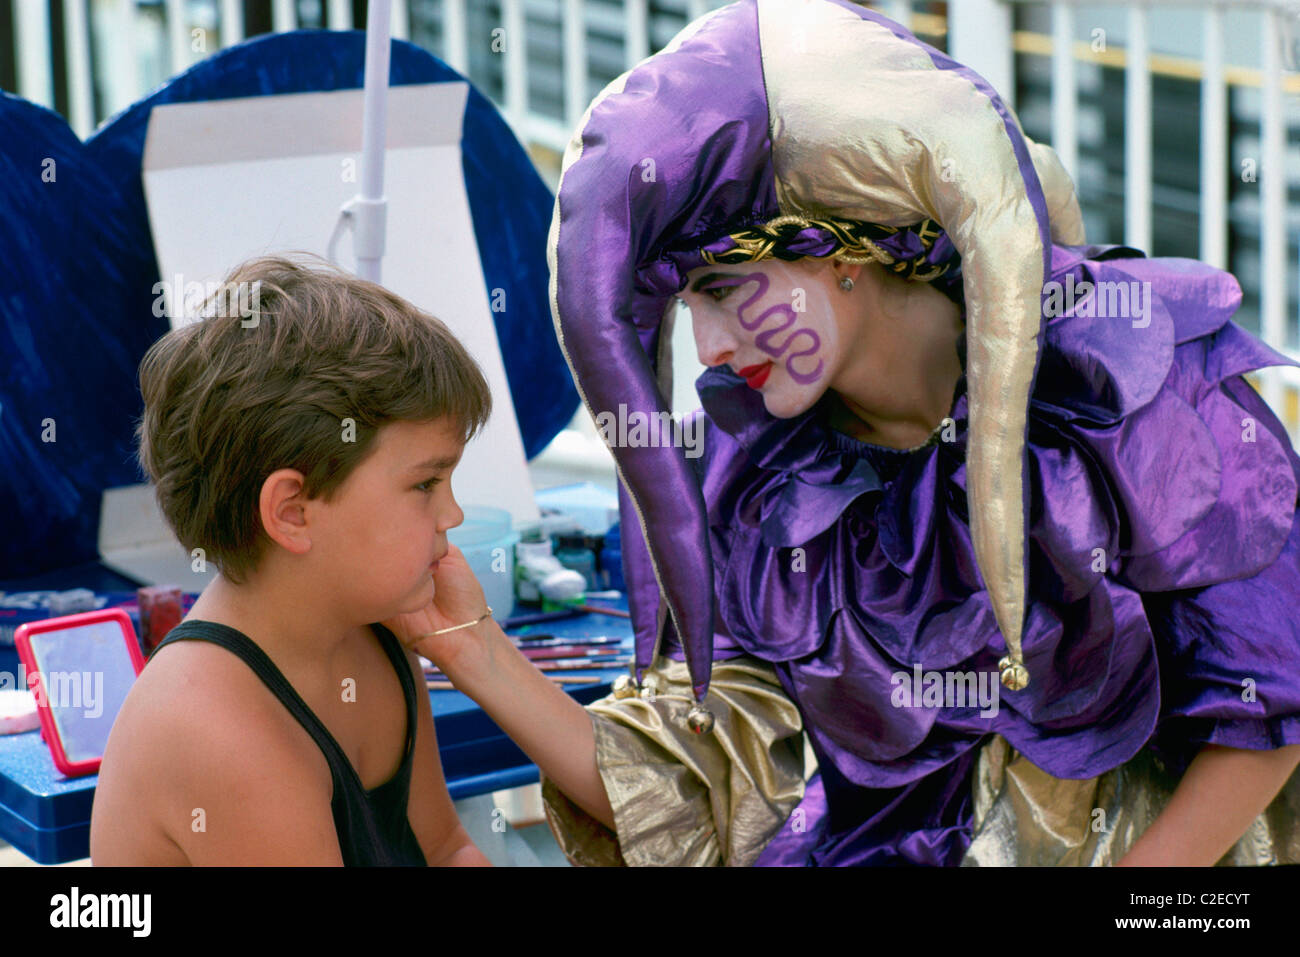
top-left (14, 0), bottom-right (54, 108)
top-left (391, 0), bottom-right (410, 41)
top-left (884, 1), bottom-right (911, 31)
top-left (564, 0), bottom-right (586, 131)
top-left (1260, 6), bottom-right (1287, 417)
top-left (949, 0), bottom-right (1014, 110)
top-left (1051, 2), bottom-right (1078, 185)
top-left (355, 0), bottom-right (392, 283)
top-left (1200, 3), bottom-right (1227, 269)
top-left (503, 0), bottom-right (527, 133)
top-left (445, 0), bottom-right (468, 73)
top-left (166, 0), bottom-right (189, 75)
top-left (328, 0), bottom-right (353, 30)
top-left (626, 0), bottom-right (649, 69)
top-left (1124, 4), bottom-right (1152, 253)
top-left (220, 0), bottom-right (244, 46)
top-left (64, 0), bottom-right (95, 137)
top-left (101, 0), bottom-right (141, 118)
top-left (273, 0), bottom-right (296, 33)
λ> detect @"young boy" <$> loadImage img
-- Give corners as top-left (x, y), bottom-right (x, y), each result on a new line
top-left (90, 255), bottom-right (494, 866)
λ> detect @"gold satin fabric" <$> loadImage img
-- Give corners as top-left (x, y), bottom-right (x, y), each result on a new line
top-left (540, 656), bottom-right (806, 866)
top-left (543, 664), bottom-right (1300, 866)
top-left (758, 0), bottom-right (1065, 671)
top-left (963, 735), bottom-right (1300, 865)
top-left (756, 0), bottom-right (1090, 688)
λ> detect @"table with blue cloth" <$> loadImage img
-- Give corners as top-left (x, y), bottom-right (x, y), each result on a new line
top-left (0, 562), bottom-right (632, 864)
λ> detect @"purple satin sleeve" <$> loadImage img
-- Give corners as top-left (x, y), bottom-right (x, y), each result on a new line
top-left (1141, 381), bottom-right (1300, 775)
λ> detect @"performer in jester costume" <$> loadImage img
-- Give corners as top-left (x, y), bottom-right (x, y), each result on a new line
top-left (398, 0), bottom-right (1300, 865)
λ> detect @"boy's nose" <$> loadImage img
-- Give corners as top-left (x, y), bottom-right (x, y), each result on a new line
top-left (438, 497), bottom-right (465, 534)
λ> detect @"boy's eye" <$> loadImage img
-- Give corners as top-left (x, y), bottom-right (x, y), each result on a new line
top-left (704, 284), bottom-right (735, 302)
top-left (415, 478), bottom-right (442, 493)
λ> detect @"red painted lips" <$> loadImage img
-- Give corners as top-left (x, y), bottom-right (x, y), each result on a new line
top-left (736, 362), bottom-right (773, 389)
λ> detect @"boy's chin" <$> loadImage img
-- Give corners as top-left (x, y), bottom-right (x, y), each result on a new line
top-left (371, 577), bottom-right (436, 622)
top-left (399, 576), bottom-right (436, 613)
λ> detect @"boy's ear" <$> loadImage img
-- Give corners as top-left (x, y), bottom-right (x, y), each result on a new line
top-left (259, 469), bottom-right (313, 556)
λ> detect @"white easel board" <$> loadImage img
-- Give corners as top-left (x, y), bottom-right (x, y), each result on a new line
top-left (126, 82), bottom-right (536, 564)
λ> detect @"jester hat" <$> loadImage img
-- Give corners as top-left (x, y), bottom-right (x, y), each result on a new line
top-left (547, 0), bottom-right (1085, 721)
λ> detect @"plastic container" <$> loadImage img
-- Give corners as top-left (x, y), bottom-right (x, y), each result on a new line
top-left (514, 539), bottom-right (586, 604)
top-left (0, 590), bottom-right (108, 647)
top-left (447, 506), bottom-right (519, 622)
top-left (554, 535), bottom-right (598, 590)
top-left (600, 521), bottom-right (624, 592)
top-left (534, 483), bottom-right (620, 536)
top-left (137, 585), bottom-right (183, 653)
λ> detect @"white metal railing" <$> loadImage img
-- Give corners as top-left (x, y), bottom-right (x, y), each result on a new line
top-left (991, 0), bottom-right (1300, 440)
top-left (5, 0), bottom-right (1298, 445)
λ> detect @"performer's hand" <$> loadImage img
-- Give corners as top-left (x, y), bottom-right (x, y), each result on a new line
top-left (382, 543), bottom-right (493, 674)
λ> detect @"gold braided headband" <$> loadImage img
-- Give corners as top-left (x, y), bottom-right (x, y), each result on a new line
top-left (701, 213), bottom-right (953, 283)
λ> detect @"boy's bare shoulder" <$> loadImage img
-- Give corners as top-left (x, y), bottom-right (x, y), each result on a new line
top-left (100, 642), bottom-right (322, 806)
top-left (94, 632), bottom-right (359, 864)
top-left (93, 638), bottom-right (331, 861)
top-left (120, 638), bottom-right (324, 774)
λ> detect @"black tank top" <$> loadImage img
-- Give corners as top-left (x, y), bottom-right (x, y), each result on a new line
top-left (150, 620), bottom-right (427, 866)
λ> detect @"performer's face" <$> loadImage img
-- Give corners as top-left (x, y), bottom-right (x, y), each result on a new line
top-left (680, 259), bottom-right (859, 418)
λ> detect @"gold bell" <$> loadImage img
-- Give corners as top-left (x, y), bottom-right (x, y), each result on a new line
top-left (687, 704), bottom-right (715, 735)
top-left (998, 656), bottom-right (1029, 691)
top-left (612, 674), bottom-right (638, 699)
top-left (638, 674), bottom-right (662, 700)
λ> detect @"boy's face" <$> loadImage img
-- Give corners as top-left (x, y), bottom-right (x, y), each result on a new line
top-left (308, 418), bottom-right (466, 623)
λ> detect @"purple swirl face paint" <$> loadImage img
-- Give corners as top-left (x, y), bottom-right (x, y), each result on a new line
top-left (704, 270), bottom-right (825, 384)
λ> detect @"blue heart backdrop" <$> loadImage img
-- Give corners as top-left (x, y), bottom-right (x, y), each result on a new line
top-left (0, 31), bottom-right (577, 579)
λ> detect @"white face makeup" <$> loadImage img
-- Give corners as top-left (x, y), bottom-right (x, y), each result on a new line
top-left (681, 259), bottom-right (848, 419)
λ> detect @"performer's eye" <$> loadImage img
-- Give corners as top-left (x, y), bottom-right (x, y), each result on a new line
top-left (704, 284), bottom-right (735, 302)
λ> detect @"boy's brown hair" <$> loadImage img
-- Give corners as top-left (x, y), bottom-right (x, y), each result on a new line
top-left (137, 254), bottom-right (493, 584)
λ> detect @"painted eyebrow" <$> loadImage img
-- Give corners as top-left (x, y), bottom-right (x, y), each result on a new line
top-left (689, 272), bottom-right (739, 293)
top-left (408, 454), bottom-right (462, 472)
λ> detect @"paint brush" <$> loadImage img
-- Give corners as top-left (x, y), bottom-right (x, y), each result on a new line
top-left (516, 645), bottom-right (627, 662)
top-left (569, 603), bottom-right (631, 619)
top-left (509, 634), bottom-right (625, 648)
top-left (427, 674), bottom-right (605, 691)
top-left (530, 656), bottom-right (633, 672)
top-left (503, 608), bottom-right (584, 628)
